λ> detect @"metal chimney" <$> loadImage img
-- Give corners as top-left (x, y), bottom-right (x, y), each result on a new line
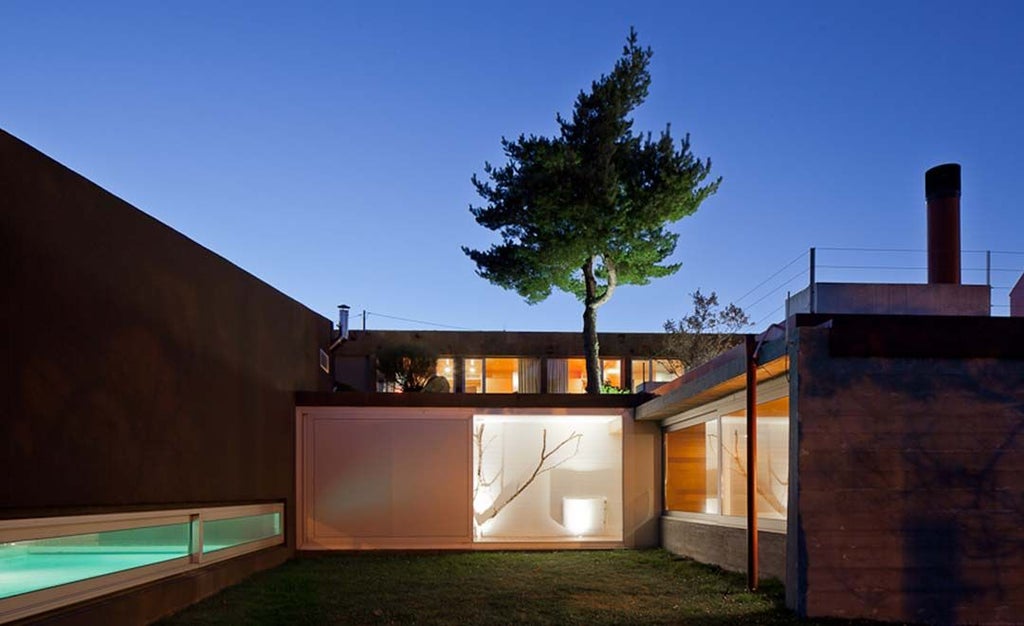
top-left (337, 304), bottom-right (350, 340)
top-left (925, 163), bottom-right (961, 284)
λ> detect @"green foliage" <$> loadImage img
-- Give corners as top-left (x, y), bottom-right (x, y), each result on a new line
top-left (376, 343), bottom-right (438, 392)
top-left (464, 29), bottom-right (718, 305)
top-left (463, 29), bottom-right (719, 393)
top-left (601, 382), bottom-right (630, 395)
top-left (664, 289), bottom-right (751, 369)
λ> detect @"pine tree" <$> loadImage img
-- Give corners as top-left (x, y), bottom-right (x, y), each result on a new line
top-left (463, 29), bottom-right (720, 393)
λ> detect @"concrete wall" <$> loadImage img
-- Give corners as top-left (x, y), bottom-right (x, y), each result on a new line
top-left (1011, 273), bottom-right (1024, 317)
top-left (787, 323), bottom-right (1024, 624)
top-left (788, 282), bottom-right (991, 316)
top-left (662, 517), bottom-right (786, 582)
top-left (2, 130), bottom-right (332, 623)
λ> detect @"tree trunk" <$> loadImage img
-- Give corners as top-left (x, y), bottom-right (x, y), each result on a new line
top-left (582, 257), bottom-right (602, 395)
top-left (583, 302), bottom-right (601, 394)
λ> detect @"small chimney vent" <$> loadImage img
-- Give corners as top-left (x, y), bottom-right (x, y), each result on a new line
top-left (925, 163), bottom-right (961, 285)
top-left (337, 304), bottom-right (350, 340)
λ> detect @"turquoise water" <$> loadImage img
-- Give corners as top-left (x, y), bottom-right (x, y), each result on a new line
top-left (0, 548), bottom-right (188, 598)
top-left (0, 522), bottom-right (191, 599)
top-left (0, 512), bottom-right (281, 600)
top-left (203, 512), bottom-right (281, 554)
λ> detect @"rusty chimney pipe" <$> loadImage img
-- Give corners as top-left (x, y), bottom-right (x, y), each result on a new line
top-left (925, 163), bottom-right (961, 284)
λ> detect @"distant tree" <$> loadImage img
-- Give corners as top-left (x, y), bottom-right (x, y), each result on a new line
top-left (376, 344), bottom-right (438, 392)
top-left (463, 29), bottom-right (720, 394)
top-left (664, 289), bottom-right (750, 370)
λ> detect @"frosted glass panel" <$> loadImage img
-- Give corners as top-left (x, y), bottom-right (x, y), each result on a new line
top-left (203, 512), bottom-right (281, 553)
top-left (0, 523), bottom-right (189, 599)
top-left (473, 415), bottom-right (622, 542)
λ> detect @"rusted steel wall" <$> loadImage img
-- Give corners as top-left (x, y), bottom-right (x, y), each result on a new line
top-left (788, 324), bottom-right (1024, 624)
top-left (2, 130), bottom-right (332, 623)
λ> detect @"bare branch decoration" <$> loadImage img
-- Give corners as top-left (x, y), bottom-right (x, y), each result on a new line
top-left (474, 428), bottom-right (582, 527)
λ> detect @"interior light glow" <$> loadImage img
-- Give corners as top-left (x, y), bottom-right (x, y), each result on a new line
top-left (562, 497), bottom-right (605, 537)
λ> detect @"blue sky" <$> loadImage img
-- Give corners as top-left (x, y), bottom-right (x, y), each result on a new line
top-left (4, 1), bottom-right (1022, 331)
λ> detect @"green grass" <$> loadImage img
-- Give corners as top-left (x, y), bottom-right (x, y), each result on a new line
top-left (159, 550), bottom-right (884, 625)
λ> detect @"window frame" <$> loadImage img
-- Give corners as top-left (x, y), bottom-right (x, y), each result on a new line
top-left (662, 376), bottom-right (789, 533)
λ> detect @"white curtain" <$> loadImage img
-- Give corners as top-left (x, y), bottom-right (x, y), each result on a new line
top-left (518, 358), bottom-right (540, 393)
top-left (547, 359), bottom-right (568, 393)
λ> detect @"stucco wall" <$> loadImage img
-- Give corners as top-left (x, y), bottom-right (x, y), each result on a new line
top-left (662, 517), bottom-right (786, 582)
top-left (2, 130), bottom-right (332, 622)
top-left (787, 324), bottom-right (1024, 624)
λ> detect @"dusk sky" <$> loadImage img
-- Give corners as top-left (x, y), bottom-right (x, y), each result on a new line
top-left (4, 1), bottom-right (1022, 332)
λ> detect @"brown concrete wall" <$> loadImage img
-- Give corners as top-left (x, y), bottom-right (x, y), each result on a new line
top-left (788, 325), bottom-right (1024, 624)
top-left (1, 131), bottom-right (331, 618)
top-left (661, 517), bottom-right (786, 582)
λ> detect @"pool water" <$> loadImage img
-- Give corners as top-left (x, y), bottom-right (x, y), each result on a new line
top-left (0, 548), bottom-right (188, 598)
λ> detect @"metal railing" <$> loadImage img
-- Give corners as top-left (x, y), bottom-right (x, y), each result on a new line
top-left (736, 248), bottom-right (1023, 326)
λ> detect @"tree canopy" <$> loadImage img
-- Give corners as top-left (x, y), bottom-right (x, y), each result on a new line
top-left (664, 289), bottom-right (751, 370)
top-left (463, 29), bottom-right (720, 393)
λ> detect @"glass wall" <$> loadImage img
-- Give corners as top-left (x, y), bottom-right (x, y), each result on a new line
top-left (547, 359), bottom-right (622, 393)
top-left (463, 358), bottom-right (540, 393)
top-left (473, 414), bottom-right (623, 541)
top-left (203, 512), bottom-right (282, 554)
top-left (631, 358), bottom-right (684, 392)
top-left (0, 523), bottom-right (190, 599)
top-left (664, 396), bottom-right (789, 521)
top-left (0, 504), bottom-right (284, 622)
top-left (664, 422), bottom-right (719, 514)
top-left (484, 358), bottom-right (518, 393)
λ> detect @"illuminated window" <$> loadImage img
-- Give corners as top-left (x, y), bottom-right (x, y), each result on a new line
top-left (464, 358), bottom-right (541, 393)
top-left (484, 358), bottom-right (517, 392)
top-left (631, 358), bottom-right (684, 391)
top-left (665, 422), bottom-right (719, 514)
top-left (465, 358), bottom-right (483, 393)
top-left (601, 359), bottom-right (622, 390)
top-left (665, 395), bottom-right (789, 521)
top-left (473, 414), bottom-right (623, 541)
top-left (434, 358), bottom-right (455, 392)
top-left (548, 358), bottom-right (622, 393)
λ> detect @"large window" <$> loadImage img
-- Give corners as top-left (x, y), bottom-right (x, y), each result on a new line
top-left (472, 414), bottom-right (623, 541)
top-left (631, 358), bottom-right (684, 392)
top-left (664, 388), bottom-right (789, 523)
top-left (464, 358), bottom-right (540, 393)
top-left (665, 421), bottom-right (719, 514)
top-left (548, 358), bottom-right (623, 393)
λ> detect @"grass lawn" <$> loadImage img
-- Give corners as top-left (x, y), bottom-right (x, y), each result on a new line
top-left (160, 550), bottom-right (882, 625)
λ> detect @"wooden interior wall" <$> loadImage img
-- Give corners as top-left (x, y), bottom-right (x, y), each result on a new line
top-left (664, 424), bottom-right (708, 513)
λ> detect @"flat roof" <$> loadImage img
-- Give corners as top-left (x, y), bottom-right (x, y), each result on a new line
top-left (635, 335), bottom-right (788, 422)
top-left (296, 391), bottom-right (644, 409)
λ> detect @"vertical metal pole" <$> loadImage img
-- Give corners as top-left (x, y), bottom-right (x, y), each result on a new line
top-left (986, 250), bottom-right (992, 286)
top-left (808, 247), bottom-right (816, 314)
top-left (746, 334), bottom-right (759, 591)
top-left (362, 310), bottom-right (367, 331)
